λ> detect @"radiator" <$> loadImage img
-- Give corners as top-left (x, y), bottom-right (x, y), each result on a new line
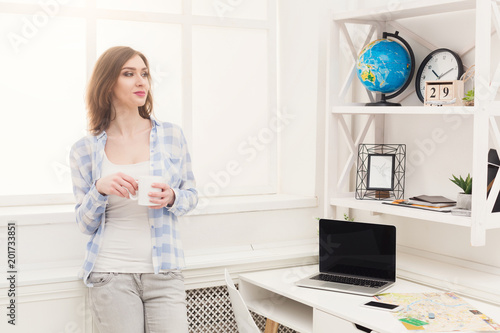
top-left (186, 285), bottom-right (298, 333)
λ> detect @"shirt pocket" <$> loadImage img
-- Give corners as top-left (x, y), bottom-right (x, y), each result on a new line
top-left (162, 153), bottom-right (183, 188)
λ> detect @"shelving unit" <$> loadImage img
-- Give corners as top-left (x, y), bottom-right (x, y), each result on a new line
top-left (325, 0), bottom-right (500, 245)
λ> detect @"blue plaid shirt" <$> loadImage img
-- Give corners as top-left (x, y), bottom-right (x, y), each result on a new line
top-left (70, 118), bottom-right (198, 286)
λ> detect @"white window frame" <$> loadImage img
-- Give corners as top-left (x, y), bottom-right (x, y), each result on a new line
top-left (0, 0), bottom-right (277, 207)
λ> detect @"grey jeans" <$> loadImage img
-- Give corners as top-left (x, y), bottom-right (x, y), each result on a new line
top-left (88, 271), bottom-right (188, 333)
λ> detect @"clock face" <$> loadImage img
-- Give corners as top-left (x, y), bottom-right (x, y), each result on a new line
top-left (415, 48), bottom-right (463, 102)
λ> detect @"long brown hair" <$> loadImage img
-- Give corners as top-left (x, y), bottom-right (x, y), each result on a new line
top-left (86, 46), bottom-right (154, 135)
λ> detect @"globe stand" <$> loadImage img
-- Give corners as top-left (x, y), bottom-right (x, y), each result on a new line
top-left (366, 94), bottom-right (401, 106)
top-left (364, 31), bottom-right (415, 107)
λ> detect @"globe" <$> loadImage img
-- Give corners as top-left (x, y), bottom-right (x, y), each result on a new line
top-left (356, 38), bottom-right (412, 95)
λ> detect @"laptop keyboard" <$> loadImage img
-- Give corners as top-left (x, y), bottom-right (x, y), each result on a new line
top-left (313, 274), bottom-right (387, 288)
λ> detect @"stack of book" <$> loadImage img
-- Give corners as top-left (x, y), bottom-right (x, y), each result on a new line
top-left (383, 195), bottom-right (456, 212)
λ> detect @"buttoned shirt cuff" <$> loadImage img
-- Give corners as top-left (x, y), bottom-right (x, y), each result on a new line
top-left (89, 181), bottom-right (108, 206)
top-left (166, 188), bottom-right (179, 210)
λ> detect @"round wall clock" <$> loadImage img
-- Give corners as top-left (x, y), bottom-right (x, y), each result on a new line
top-left (415, 48), bottom-right (464, 103)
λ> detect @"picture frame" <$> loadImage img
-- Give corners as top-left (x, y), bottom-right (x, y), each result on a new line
top-left (366, 154), bottom-right (395, 191)
top-left (356, 144), bottom-right (406, 201)
top-left (487, 149), bottom-right (500, 213)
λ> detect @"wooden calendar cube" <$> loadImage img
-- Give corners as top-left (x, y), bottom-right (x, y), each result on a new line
top-left (424, 80), bottom-right (464, 107)
top-left (439, 83), bottom-right (454, 100)
top-left (425, 84), bottom-right (440, 102)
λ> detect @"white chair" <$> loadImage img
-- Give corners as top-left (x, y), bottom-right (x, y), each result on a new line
top-left (224, 269), bottom-right (280, 333)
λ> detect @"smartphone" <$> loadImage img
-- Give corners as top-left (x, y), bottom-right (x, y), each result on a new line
top-left (361, 301), bottom-right (402, 312)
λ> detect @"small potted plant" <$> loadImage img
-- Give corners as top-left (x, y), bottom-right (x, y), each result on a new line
top-left (450, 174), bottom-right (472, 210)
top-left (462, 89), bottom-right (474, 106)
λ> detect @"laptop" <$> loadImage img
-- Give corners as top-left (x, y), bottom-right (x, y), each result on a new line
top-left (296, 219), bottom-right (396, 296)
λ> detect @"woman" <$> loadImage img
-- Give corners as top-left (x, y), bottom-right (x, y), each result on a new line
top-left (70, 46), bottom-right (198, 333)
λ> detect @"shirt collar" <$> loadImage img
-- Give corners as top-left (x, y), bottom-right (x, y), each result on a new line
top-left (150, 116), bottom-right (160, 129)
top-left (96, 131), bottom-right (107, 141)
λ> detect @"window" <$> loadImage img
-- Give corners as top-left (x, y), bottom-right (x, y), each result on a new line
top-left (0, 0), bottom-right (276, 205)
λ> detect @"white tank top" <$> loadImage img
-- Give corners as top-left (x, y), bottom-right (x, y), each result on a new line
top-left (92, 153), bottom-right (154, 273)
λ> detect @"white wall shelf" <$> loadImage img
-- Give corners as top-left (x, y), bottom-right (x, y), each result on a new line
top-left (331, 106), bottom-right (476, 115)
top-left (325, 0), bottom-right (500, 246)
top-left (330, 196), bottom-right (472, 228)
top-left (330, 196), bottom-right (500, 230)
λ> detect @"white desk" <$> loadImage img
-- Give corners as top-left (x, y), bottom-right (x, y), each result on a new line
top-left (238, 265), bottom-right (500, 333)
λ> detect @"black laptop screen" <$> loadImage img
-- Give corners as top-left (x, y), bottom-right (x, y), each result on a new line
top-left (319, 219), bottom-right (396, 281)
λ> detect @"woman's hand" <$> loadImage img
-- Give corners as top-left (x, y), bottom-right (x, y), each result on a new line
top-left (96, 172), bottom-right (138, 198)
top-left (148, 182), bottom-right (175, 209)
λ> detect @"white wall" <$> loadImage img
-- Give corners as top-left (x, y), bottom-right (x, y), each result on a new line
top-left (278, 0), bottom-right (321, 197)
top-left (180, 208), bottom-right (319, 253)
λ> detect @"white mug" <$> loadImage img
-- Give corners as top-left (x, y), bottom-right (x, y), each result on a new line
top-left (129, 175), bottom-right (164, 206)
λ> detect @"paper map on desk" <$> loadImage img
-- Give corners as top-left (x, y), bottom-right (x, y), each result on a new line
top-left (375, 292), bottom-right (500, 331)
